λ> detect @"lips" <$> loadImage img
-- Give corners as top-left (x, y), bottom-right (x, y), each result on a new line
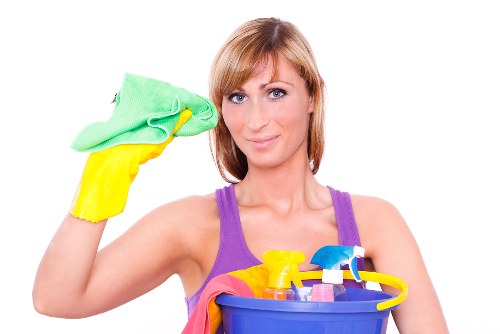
top-left (248, 135), bottom-right (278, 149)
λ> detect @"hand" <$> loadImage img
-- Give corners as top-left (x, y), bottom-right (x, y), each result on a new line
top-left (69, 109), bottom-right (192, 223)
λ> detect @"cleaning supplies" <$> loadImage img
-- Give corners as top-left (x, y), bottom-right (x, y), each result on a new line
top-left (310, 245), bottom-right (365, 302)
top-left (262, 250), bottom-right (305, 300)
top-left (215, 269), bottom-right (409, 334)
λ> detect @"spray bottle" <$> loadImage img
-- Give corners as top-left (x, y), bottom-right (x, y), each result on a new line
top-left (309, 245), bottom-right (365, 302)
top-left (262, 250), bottom-right (305, 300)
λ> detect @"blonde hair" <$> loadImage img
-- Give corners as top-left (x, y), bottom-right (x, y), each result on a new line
top-left (209, 17), bottom-right (325, 183)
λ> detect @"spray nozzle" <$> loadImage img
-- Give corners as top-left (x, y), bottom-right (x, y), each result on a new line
top-left (263, 250), bottom-right (306, 289)
top-left (310, 245), bottom-right (365, 283)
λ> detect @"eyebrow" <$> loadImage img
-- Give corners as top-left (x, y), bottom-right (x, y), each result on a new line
top-left (260, 80), bottom-right (294, 89)
top-left (233, 80), bottom-right (295, 92)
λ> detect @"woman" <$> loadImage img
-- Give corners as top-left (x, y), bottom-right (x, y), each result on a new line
top-left (33, 17), bottom-right (448, 333)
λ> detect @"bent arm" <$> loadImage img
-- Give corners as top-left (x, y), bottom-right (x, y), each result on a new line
top-left (32, 202), bottom-right (193, 318)
top-left (32, 214), bottom-right (107, 317)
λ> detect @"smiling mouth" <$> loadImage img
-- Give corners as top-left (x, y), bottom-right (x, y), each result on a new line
top-left (248, 136), bottom-right (278, 148)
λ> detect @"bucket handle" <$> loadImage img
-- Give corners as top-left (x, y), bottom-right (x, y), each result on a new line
top-left (299, 270), bottom-right (408, 311)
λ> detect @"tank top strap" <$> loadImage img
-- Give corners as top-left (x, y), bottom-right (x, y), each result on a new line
top-left (328, 186), bottom-right (361, 246)
top-left (185, 184), bottom-right (260, 317)
top-left (327, 186), bottom-right (365, 272)
top-left (215, 184), bottom-right (261, 268)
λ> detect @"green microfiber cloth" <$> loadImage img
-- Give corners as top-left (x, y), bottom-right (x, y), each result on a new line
top-left (71, 73), bottom-right (219, 152)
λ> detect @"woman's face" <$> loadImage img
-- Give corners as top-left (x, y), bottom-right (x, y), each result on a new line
top-left (222, 54), bottom-right (314, 170)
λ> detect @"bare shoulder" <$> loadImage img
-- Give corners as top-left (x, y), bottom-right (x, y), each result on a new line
top-left (135, 192), bottom-right (221, 268)
top-left (349, 194), bottom-right (412, 257)
top-left (350, 194), bottom-right (404, 226)
top-left (148, 193), bottom-right (219, 232)
top-left (157, 193), bottom-right (218, 216)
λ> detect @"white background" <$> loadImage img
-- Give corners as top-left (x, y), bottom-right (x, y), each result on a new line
top-left (1, 1), bottom-right (499, 333)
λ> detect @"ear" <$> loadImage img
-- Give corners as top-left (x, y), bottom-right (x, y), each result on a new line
top-left (307, 95), bottom-right (315, 114)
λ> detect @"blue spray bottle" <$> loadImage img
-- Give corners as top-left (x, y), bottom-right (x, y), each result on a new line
top-left (309, 245), bottom-right (365, 302)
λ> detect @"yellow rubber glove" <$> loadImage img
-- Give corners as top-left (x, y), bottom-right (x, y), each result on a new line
top-left (69, 109), bottom-right (192, 223)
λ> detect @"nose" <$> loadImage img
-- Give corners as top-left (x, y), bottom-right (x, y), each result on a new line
top-left (246, 101), bottom-right (269, 131)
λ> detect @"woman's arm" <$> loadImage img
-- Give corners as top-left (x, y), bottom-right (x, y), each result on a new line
top-left (33, 214), bottom-right (107, 317)
top-left (354, 196), bottom-right (449, 333)
top-left (32, 211), bottom-right (182, 318)
top-left (32, 195), bottom-right (215, 318)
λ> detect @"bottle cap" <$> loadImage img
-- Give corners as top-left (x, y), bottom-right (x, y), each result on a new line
top-left (322, 268), bottom-right (344, 284)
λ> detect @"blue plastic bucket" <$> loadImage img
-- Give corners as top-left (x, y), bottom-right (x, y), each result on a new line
top-left (215, 288), bottom-right (398, 334)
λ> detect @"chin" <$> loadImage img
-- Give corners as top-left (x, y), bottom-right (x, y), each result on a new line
top-left (246, 154), bottom-right (285, 170)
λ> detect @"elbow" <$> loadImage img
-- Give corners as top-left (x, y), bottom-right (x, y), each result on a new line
top-left (33, 302), bottom-right (54, 318)
top-left (33, 295), bottom-right (58, 318)
top-left (32, 290), bottom-right (63, 318)
top-left (33, 298), bottom-right (85, 319)
top-left (32, 288), bottom-right (83, 319)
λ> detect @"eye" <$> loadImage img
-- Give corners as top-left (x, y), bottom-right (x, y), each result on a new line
top-left (228, 92), bottom-right (247, 104)
top-left (268, 88), bottom-right (286, 100)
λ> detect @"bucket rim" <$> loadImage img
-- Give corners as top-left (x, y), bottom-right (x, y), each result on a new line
top-left (216, 288), bottom-right (398, 314)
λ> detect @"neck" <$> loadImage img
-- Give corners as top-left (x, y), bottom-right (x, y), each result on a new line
top-left (236, 157), bottom-right (326, 213)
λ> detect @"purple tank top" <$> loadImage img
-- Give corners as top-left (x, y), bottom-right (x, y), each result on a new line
top-left (184, 184), bottom-right (365, 317)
